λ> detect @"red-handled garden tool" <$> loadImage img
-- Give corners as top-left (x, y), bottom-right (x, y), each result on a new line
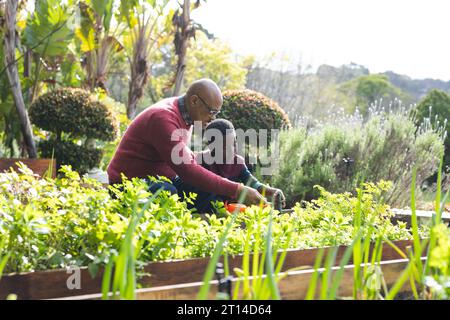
top-left (224, 200), bottom-right (294, 214)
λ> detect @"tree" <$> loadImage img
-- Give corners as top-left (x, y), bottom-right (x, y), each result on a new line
top-left (183, 32), bottom-right (247, 90)
top-left (246, 53), bottom-right (338, 120)
top-left (2, 0), bottom-right (36, 158)
top-left (413, 89), bottom-right (450, 168)
top-left (75, 0), bottom-right (124, 93)
top-left (29, 88), bottom-right (118, 173)
top-left (171, 0), bottom-right (204, 96)
top-left (120, 0), bottom-right (172, 119)
top-left (139, 31), bottom-right (248, 110)
top-left (339, 74), bottom-right (411, 117)
top-left (24, 0), bottom-right (76, 101)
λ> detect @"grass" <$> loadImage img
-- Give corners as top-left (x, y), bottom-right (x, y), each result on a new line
top-left (0, 238), bottom-right (10, 282)
top-left (0, 239), bottom-right (16, 300)
top-left (304, 158), bottom-right (449, 300)
top-left (197, 182), bottom-right (252, 300)
top-left (198, 188), bottom-right (289, 300)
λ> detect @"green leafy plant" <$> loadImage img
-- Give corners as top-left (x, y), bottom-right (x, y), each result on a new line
top-left (228, 206), bottom-right (291, 300)
top-left (386, 156), bottom-right (449, 300)
top-left (0, 164), bottom-right (422, 282)
top-left (102, 189), bottom-right (162, 300)
top-left (303, 157), bottom-right (449, 301)
top-left (0, 240), bottom-right (10, 281)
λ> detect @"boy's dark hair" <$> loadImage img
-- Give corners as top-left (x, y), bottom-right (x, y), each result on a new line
top-left (205, 119), bottom-right (235, 143)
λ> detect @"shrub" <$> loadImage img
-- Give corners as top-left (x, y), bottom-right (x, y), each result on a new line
top-left (272, 112), bottom-right (444, 207)
top-left (29, 88), bottom-right (119, 173)
top-left (413, 89), bottom-right (450, 169)
top-left (29, 88), bottom-right (117, 140)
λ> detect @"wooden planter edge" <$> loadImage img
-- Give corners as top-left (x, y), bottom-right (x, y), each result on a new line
top-left (0, 239), bottom-right (418, 300)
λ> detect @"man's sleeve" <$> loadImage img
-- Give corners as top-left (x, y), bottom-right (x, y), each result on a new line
top-left (148, 116), bottom-right (239, 198)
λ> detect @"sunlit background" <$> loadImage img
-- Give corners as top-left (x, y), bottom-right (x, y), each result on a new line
top-left (193, 0), bottom-right (450, 80)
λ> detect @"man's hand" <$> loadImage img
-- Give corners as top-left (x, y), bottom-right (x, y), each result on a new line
top-left (236, 184), bottom-right (267, 206)
top-left (259, 186), bottom-right (286, 209)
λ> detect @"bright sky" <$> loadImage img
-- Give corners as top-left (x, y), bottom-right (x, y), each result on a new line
top-left (192, 0), bottom-right (450, 81)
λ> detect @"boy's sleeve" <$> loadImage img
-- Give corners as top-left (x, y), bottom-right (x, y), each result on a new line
top-left (238, 166), bottom-right (264, 190)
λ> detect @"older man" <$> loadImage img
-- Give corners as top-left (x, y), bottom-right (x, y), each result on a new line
top-left (107, 79), bottom-right (266, 212)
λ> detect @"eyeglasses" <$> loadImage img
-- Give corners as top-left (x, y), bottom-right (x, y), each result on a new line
top-left (196, 95), bottom-right (221, 116)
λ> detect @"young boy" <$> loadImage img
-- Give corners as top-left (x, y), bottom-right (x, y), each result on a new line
top-left (195, 119), bottom-right (286, 210)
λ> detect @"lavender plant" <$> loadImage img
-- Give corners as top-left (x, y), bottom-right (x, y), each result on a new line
top-left (273, 100), bottom-right (445, 207)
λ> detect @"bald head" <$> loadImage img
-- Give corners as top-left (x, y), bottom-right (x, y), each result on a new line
top-left (186, 79), bottom-right (223, 108)
top-left (184, 79), bottom-right (223, 128)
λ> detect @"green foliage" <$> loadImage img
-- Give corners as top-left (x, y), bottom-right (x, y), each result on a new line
top-left (184, 33), bottom-right (248, 91)
top-left (142, 32), bottom-right (250, 108)
top-left (23, 0), bottom-right (83, 94)
top-left (219, 90), bottom-right (291, 167)
top-left (0, 166), bottom-right (418, 275)
top-left (385, 160), bottom-right (449, 300)
top-left (273, 112), bottom-right (444, 207)
top-left (220, 89), bottom-right (291, 133)
top-left (39, 139), bottom-right (103, 174)
top-left (356, 75), bottom-right (397, 104)
top-left (425, 223), bottom-right (450, 299)
top-left (413, 89), bottom-right (450, 168)
top-left (93, 90), bottom-right (131, 170)
top-left (24, 0), bottom-right (74, 57)
top-left (29, 88), bottom-right (118, 140)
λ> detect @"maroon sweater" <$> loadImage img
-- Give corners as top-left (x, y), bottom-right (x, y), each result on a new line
top-left (107, 97), bottom-right (240, 198)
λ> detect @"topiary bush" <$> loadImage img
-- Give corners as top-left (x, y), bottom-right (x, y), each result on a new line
top-left (220, 89), bottom-right (291, 132)
top-left (29, 88), bottom-right (118, 173)
top-left (39, 139), bottom-right (103, 174)
top-left (29, 88), bottom-right (118, 140)
top-left (272, 112), bottom-right (444, 208)
top-left (219, 89), bottom-right (291, 171)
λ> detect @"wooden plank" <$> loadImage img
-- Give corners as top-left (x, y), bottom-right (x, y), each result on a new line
top-left (0, 267), bottom-right (103, 300)
top-left (0, 239), bottom-right (417, 300)
top-left (391, 208), bottom-right (450, 228)
top-left (54, 258), bottom-right (417, 300)
top-left (278, 258), bottom-right (416, 300)
top-left (0, 158), bottom-right (56, 178)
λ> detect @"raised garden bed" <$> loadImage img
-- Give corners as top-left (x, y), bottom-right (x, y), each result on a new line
top-left (0, 239), bottom-right (418, 300)
top-left (0, 158), bottom-right (56, 178)
top-left (390, 208), bottom-right (450, 227)
top-left (57, 257), bottom-right (420, 300)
